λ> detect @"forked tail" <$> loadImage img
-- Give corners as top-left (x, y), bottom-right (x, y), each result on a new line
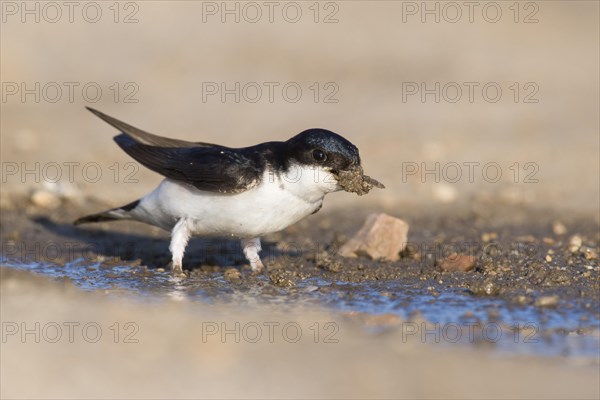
top-left (74, 199), bottom-right (140, 225)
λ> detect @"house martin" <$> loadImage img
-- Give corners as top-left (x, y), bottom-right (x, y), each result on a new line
top-left (75, 108), bottom-right (384, 275)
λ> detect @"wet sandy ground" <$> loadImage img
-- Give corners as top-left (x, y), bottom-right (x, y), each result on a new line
top-left (1, 257), bottom-right (599, 399)
top-left (1, 193), bottom-right (599, 399)
top-left (3, 194), bottom-right (598, 309)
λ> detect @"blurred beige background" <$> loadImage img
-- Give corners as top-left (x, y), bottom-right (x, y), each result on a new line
top-left (1, 1), bottom-right (598, 213)
top-left (2, 4), bottom-right (600, 399)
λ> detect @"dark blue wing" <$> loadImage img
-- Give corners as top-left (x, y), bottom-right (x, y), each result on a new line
top-left (114, 134), bottom-right (263, 193)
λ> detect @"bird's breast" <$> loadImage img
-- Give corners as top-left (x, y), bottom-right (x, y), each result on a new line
top-left (137, 172), bottom-right (326, 237)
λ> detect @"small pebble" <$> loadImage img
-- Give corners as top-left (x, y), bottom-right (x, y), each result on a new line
top-left (339, 213), bottom-right (409, 262)
top-left (515, 295), bottom-right (528, 305)
top-left (535, 295), bottom-right (559, 307)
top-left (582, 247), bottom-right (598, 260)
top-left (438, 253), bottom-right (477, 272)
top-left (484, 280), bottom-right (498, 296)
top-left (568, 235), bottom-right (582, 253)
top-left (224, 267), bottom-right (242, 281)
top-left (432, 184), bottom-right (457, 203)
top-left (542, 237), bottom-right (555, 245)
top-left (552, 221), bottom-right (567, 235)
top-left (515, 235), bottom-right (536, 243)
top-left (30, 190), bottom-right (61, 209)
top-left (481, 232), bottom-right (498, 242)
top-left (269, 270), bottom-right (296, 288)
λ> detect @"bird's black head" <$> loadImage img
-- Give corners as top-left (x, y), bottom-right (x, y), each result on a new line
top-left (286, 128), bottom-right (361, 172)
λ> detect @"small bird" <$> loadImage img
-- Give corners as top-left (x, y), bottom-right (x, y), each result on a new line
top-left (75, 108), bottom-right (384, 275)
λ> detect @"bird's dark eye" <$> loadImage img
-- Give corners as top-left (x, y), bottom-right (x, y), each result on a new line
top-left (312, 149), bottom-right (327, 162)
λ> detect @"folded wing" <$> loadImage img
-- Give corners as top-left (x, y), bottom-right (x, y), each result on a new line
top-left (114, 134), bottom-right (262, 193)
top-left (87, 108), bottom-right (262, 193)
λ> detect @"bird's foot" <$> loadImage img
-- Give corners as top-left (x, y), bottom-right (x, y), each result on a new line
top-left (249, 257), bottom-right (265, 274)
top-left (170, 262), bottom-right (187, 278)
top-left (242, 237), bottom-right (265, 273)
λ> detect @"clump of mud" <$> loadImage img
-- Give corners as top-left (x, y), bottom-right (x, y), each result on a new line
top-left (338, 166), bottom-right (385, 195)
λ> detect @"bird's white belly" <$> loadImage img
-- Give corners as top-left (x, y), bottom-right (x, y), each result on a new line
top-left (133, 175), bottom-right (324, 237)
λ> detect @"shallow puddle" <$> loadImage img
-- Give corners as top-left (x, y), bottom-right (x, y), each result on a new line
top-left (3, 257), bottom-right (598, 358)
